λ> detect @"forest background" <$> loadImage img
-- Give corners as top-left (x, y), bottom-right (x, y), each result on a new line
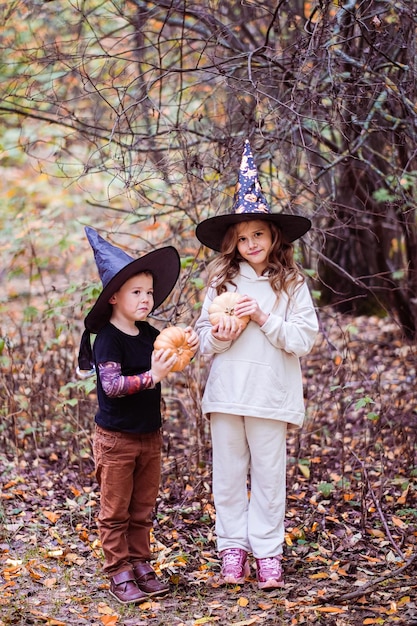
top-left (1, 1), bottom-right (417, 625)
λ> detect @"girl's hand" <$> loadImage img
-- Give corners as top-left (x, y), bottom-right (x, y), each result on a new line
top-left (235, 295), bottom-right (269, 327)
top-left (184, 326), bottom-right (199, 354)
top-left (211, 315), bottom-right (244, 342)
top-left (150, 348), bottom-right (177, 383)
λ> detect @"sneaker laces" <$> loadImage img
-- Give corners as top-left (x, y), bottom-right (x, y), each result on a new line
top-left (223, 549), bottom-right (244, 568)
top-left (258, 557), bottom-right (281, 578)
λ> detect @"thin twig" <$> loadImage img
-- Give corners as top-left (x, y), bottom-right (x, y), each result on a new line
top-left (320, 552), bottom-right (417, 603)
top-left (352, 449), bottom-right (406, 560)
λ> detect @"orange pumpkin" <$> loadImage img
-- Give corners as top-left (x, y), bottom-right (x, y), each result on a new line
top-left (153, 326), bottom-right (195, 372)
top-left (208, 292), bottom-right (250, 332)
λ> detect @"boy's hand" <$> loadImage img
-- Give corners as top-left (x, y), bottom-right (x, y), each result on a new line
top-left (150, 349), bottom-right (177, 383)
top-left (184, 326), bottom-right (199, 354)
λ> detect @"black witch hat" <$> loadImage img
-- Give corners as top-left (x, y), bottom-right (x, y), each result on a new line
top-left (77, 227), bottom-right (180, 372)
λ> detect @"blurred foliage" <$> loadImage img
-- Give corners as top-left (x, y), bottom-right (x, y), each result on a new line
top-left (0, 0), bottom-right (416, 469)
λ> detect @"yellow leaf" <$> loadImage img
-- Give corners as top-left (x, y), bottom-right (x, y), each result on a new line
top-left (298, 463), bottom-right (310, 479)
top-left (237, 596), bottom-right (249, 607)
top-left (310, 572), bottom-right (329, 580)
top-left (313, 606), bottom-right (346, 613)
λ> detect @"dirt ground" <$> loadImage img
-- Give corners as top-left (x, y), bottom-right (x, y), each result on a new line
top-left (1, 310), bottom-right (417, 625)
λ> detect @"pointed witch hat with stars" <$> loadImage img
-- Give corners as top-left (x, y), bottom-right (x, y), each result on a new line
top-left (196, 139), bottom-right (311, 251)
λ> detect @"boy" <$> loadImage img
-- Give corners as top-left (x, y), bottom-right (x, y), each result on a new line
top-left (78, 227), bottom-right (198, 604)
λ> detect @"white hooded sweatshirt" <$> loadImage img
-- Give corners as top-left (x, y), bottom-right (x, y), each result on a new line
top-left (195, 262), bottom-right (319, 427)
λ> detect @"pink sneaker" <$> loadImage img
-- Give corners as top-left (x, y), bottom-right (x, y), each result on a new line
top-left (219, 548), bottom-right (250, 584)
top-left (256, 556), bottom-right (285, 590)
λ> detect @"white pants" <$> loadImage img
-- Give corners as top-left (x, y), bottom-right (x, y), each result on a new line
top-left (210, 412), bottom-right (287, 558)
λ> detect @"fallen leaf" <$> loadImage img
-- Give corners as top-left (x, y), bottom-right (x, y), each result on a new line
top-left (43, 510), bottom-right (60, 524)
top-left (298, 463), bottom-right (310, 479)
top-left (29, 611), bottom-right (66, 625)
top-left (258, 601), bottom-right (273, 610)
top-left (307, 606), bottom-right (347, 613)
top-left (391, 515), bottom-right (406, 529)
top-left (100, 616), bottom-right (118, 626)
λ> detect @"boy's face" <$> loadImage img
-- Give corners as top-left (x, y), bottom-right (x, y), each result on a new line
top-left (109, 273), bottom-right (154, 323)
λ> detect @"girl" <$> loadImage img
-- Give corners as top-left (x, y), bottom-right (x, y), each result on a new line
top-left (194, 140), bottom-right (318, 590)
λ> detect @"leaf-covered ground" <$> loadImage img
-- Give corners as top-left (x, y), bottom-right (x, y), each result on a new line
top-left (1, 311), bottom-right (417, 626)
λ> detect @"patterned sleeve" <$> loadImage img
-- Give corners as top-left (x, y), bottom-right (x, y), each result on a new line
top-left (98, 361), bottom-right (154, 397)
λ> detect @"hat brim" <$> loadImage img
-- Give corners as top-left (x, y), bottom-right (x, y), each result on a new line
top-left (85, 246), bottom-right (180, 333)
top-left (196, 213), bottom-right (311, 251)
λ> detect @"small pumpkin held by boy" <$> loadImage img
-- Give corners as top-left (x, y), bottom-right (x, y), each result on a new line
top-left (194, 139), bottom-right (319, 590)
top-left (77, 227), bottom-right (199, 604)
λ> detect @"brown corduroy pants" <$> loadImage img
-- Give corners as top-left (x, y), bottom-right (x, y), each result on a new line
top-left (93, 424), bottom-right (162, 576)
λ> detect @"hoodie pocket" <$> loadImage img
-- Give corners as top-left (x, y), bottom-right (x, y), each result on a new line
top-left (205, 359), bottom-right (288, 409)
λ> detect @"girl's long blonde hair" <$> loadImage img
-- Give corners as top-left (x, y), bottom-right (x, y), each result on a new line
top-left (206, 220), bottom-right (305, 296)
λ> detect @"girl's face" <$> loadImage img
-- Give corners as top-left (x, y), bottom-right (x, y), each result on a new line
top-left (236, 220), bottom-right (273, 275)
top-left (109, 273), bottom-right (154, 327)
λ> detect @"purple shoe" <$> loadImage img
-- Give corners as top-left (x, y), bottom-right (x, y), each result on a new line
top-left (219, 548), bottom-right (250, 584)
top-left (256, 556), bottom-right (285, 590)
